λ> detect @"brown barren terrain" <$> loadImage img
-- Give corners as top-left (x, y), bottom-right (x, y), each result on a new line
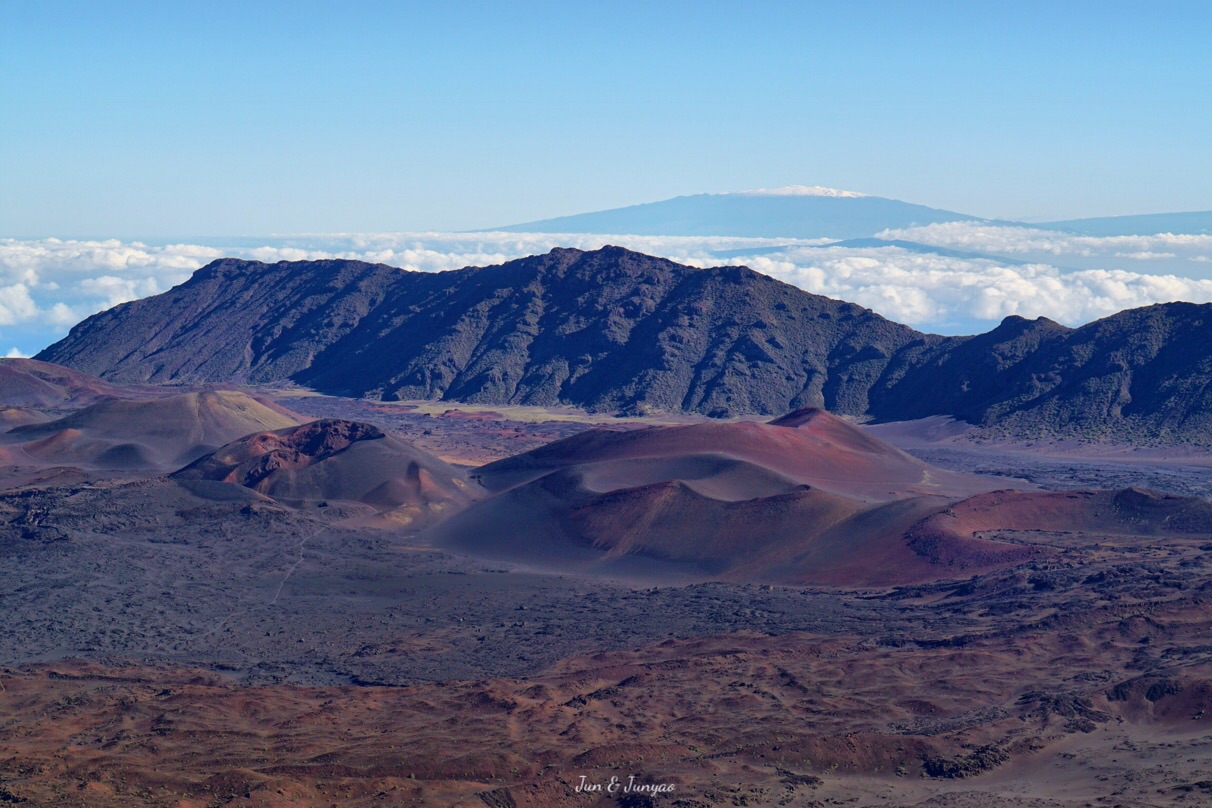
top-left (3, 363), bottom-right (1212, 805)
top-left (4, 606), bottom-right (1212, 807)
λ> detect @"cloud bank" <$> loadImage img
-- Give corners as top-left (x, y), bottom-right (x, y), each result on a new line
top-left (736, 245), bottom-right (1212, 331)
top-left (880, 222), bottom-right (1212, 259)
top-left (4, 227), bottom-right (1212, 355)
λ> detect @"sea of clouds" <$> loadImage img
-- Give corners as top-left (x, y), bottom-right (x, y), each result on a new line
top-left (4, 224), bottom-right (1212, 357)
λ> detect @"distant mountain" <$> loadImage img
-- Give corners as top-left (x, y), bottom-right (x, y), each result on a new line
top-left (1038, 210), bottom-right (1212, 236)
top-left (35, 247), bottom-right (1212, 443)
top-left (808, 238), bottom-right (1030, 265)
top-left (878, 304), bottom-right (1212, 443)
top-left (492, 186), bottom-right (982, 240)
top-left (38, 247), bottom-right (929, 419)
top-left (707, 238), bottom-right (1026, 264)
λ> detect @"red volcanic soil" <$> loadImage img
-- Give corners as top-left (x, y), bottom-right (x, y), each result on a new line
top-left (428, 410), bottom-right (1058, 585)
top-left (565, 480), bottom-right (1008, 585)
top-left (2, 390), bottom-right (302, 470)
top-left (4, 620), bottom-right (1212, 808)
top-left (429, 407), bottom-right (1052, 583)
top-left (478, 407), bottom-right (999, 502)
top-left (907, 487), bottom-right (1212, 563)
top-left (430, 409), bottom-right (1212, 586)
top-left (0, 358), bottom-right (132, 408)
top-left (432, 471), bottom-right (1048, 586)
top-left (943, 487), bottom-right (1212, 535)
top-left (174, 418), bottom-right (480, 522)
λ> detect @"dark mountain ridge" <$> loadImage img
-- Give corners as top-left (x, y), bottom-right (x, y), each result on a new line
top-left (36, 247), bottom-right (1212, 442)
top-left (39, 247), bottom-right (931, 418)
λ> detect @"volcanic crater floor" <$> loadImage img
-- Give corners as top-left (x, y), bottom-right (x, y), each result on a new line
top-left (4, 398), bottom-right (1212, 805)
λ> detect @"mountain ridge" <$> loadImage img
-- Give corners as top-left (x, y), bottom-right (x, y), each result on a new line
top-left (39, 247), bottom-right (932, 418)
top-left (36, 247), bottom-right (1212, 443)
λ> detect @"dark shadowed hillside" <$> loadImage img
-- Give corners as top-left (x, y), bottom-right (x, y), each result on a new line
top-left (869, 304), bottom-right (1212, 442)
top-left (38, 247), bottom-right (932, 418)
top-left (36, 247), bottom-right (1212, 442)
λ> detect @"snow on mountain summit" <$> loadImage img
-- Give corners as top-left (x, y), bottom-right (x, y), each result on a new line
top-left (727, 185), bottom-right (870, 198)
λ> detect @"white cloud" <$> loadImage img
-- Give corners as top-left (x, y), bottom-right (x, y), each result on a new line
top-left (728, 185), bottom-right (868, 198)
top-left (1114, 251), bottom-right (1178, 260)
top-left (878, 221), bottom-right (1212, 258)
top-left (4, 230), bottom-right (1212, 355)
top-left (79, 275), bottom-right (161, 308)
top-left (47, 302), bottom-right (78, 326)
top-left (0, 284), bottom-right (38, 326)
top-left (6, 347), bottom-right (28, 358)
top-left (731, 244), bottom-right (1212, 329)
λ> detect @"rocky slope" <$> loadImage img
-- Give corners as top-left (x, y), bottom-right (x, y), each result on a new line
top-left (38, 247), bottom-right (930, 418)
top-left (36, 247), bottom-right (1212, 442)
top-left (872, 304), bottom-right (1212, 442)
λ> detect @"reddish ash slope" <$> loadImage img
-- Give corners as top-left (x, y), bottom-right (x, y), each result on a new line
top-left (432, 409), bottom-right (1050, 585)
top-left (0, 358), bottom-right (134, 408)
top-left (939, 487), bottom-right (1212, 535)
top-left (173, 419), bottom-right (480, 523)
top-left (3, 390), bottom-right (301, 470)
top-left (907, 488), bottom-right (1212, 564)
top-left (435, 408), bottom-right (1212, 585)
top-left (478, 407), bottom-right (994, 502)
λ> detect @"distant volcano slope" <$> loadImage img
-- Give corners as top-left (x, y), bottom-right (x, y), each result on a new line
top-left (173, 418), bottom-right (479, 524)
top-left (430, 409), bottom-right (1212, 585)
top-left (1, 390), bottom-right (301, 471)
top-left (36, 246), bottom-right (1212, 442)
top-left (491, 187), bottom-right (981, 240)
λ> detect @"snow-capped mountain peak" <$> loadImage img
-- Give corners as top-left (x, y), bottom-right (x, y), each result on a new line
top-left (727, 185), bottom-right (869, 198)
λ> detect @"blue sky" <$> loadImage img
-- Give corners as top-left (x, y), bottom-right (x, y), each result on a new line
top-left (3, 0), bottom-right (1212, 238)
top-left (5, 2), bottom-right (1212, 357)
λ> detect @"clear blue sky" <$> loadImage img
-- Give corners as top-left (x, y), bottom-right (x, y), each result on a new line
top-left (3, 0), bottom-right (1211, 237)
